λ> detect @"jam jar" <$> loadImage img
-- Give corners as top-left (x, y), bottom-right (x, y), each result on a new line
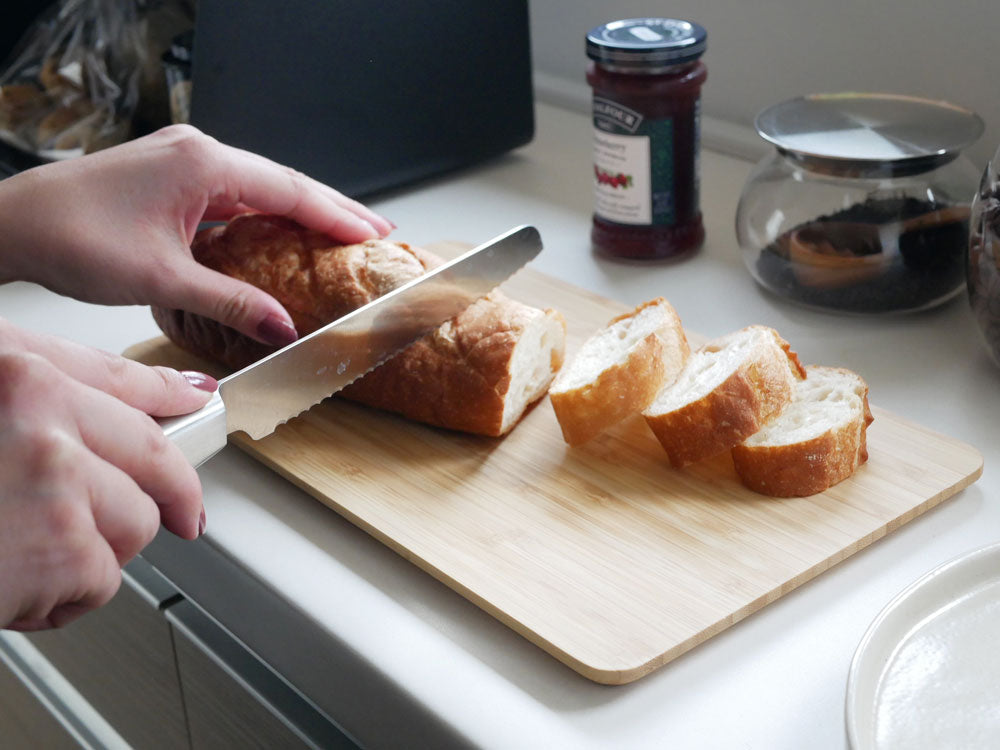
top-left (736, 93), bottom-right (983, 314)
top-left (586, 18), bottom-right (707, 261)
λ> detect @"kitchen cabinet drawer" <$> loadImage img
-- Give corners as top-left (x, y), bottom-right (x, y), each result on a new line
top-left (0, 647), bottom-right (79, 749)
top-left (24, 557), bottom-right (189, 750)
top-left (167, 598), bottom-right (358, 750)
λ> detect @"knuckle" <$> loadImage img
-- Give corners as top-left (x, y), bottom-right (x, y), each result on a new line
top-left (160, 123), bottom-right (210, 150)
top-left (39, 490), bottom-right (91, 545)
top-left (137, 414), bottom-right (178, 473)
top-left (94, 572), bottom-right (123, 609)
top-left (95, 347), bottom-right (131, 385)
top-left (0, 351), bottom-right (51, 412)
top-left (153, 364), bottom-right (183, 395)
top-left (134, 503), bottom-right (162, 552)
top-left (280, 168), bottom-right (309, 213)
top-left (215, 287), bottom-right (257, 327)
top-left (160, 122), bottom-right (202, 140)
top-left (8, 421), bottom-right (78, 488)
top-left (163, 125), bottom-right (219, 173)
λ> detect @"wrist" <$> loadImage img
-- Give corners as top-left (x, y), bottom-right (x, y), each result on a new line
top-left (0, 167), bottom-right (46, 284)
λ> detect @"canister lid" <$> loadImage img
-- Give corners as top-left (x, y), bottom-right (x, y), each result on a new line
top-left (586, 19), bottom-right (707, 68)
top-left (755, 93), bottom-right (984, 173)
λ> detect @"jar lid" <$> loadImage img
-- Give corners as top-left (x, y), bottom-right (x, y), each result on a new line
top-left (755, 93), bottom-right (984, 173)
top-left (586, 19), bottom-right (707, 69)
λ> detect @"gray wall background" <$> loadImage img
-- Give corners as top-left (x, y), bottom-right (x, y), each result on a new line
top-left (529, 0), bottom-right (999, 170)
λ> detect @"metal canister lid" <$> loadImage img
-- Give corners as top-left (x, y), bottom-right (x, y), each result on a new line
top-left (755, 93), bottom-right (984, 173)
top-left (586, 18), bottom-right (707, 69)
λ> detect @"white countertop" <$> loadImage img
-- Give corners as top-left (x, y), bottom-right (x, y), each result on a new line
top-left (3, 102), bottom-right (998, 749)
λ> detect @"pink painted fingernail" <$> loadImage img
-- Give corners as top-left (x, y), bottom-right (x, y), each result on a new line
top-left (256, 314), bottom-right (299, 347)
top-left (198, 507), bottom-right (207, 536)
top-left (182, 371), bottom-right (219, 392)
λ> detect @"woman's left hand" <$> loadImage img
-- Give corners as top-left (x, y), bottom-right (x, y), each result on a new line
top-left (0, 124), bottom-right (394, 347)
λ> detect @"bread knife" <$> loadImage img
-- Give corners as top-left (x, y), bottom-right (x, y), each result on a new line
top-left (159, 225), bottom-right (542, 466)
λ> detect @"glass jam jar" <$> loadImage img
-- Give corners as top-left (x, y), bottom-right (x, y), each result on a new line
top-left (736, 93), bottom-right (983, 313)
top-left (585, 18), bottom-right (707, 261)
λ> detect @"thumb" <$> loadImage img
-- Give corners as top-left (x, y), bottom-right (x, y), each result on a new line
top-left (165, 261), bottom-right (299, 346)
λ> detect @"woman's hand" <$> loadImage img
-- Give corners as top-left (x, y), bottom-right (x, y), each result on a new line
top-left (0, 318), bottom-right (216, 631)
top-left (0, 124), bottom-right (394, 347)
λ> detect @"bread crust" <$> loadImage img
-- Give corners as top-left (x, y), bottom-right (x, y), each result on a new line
top-left (549, 298), bottom-right (689, 445)
top-left (188, 213), bottom-right (443, 335)
top-left (342, 291), bottom-right (566, 436)
top-left (150, 213), bottom-right (565, 436)
top-left (731, 366), bottom-right (874, 497)
top-left (152, 214), bottom-right (443, 371)
top-left (643, 326), bottom-right (806, 468)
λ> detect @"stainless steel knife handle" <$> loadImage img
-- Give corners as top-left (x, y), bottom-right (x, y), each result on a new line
top-left (158, 391), bottom-right (228, 467)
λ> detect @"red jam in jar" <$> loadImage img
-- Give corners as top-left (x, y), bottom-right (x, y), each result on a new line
top-left (586, 18), bottom-right (707, 260)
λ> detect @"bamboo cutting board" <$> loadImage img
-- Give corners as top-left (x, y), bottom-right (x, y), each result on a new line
top-left (127, 243), bottom-right (983, 685)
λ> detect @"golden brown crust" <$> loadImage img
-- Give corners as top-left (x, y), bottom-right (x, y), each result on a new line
top-left (730, 367), bottom-right (874, 497)
top-left (151, 213), bottom-right (444, 370)
top-left (644, 327), bottom-right (805, 468)
top-left (549, 298), bottom-right (689, 446)
top-left (342, 292), bottom-right (566, 436)
top-left (188, 213), bottom-right (442, 335)
top-left (150, 213), bottom-right (564, 436)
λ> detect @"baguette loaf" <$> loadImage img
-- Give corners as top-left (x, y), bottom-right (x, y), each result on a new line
top-left (152, 213), bottom-right (566, 436)
top-left (731, 365), bottom-right (874, 497)
top-left (548, 297), bottom-right (690, 445)
top-left (642, 325), bottom-right (806, 468)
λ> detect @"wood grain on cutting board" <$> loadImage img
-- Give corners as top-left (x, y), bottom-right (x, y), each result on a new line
top-left (126, 241), bottom-right (983, 684)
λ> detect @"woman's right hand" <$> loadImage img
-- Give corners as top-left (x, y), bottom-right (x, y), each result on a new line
top-left (0, 318), bottom-right (215, 631)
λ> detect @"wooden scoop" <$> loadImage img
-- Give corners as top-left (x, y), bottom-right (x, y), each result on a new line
top-left (782, 205), bottom-right (970, 289)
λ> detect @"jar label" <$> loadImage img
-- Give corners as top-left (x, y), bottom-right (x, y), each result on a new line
top-left (592, 96), bottom-right (675, 226)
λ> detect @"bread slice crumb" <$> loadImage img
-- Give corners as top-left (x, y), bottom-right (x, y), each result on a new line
top-left (643, 325), bottom-right (806, 467)
top-left (549, 297), bottom-right (689, 445)
top-left (732, 365), bottom-right (874, 496)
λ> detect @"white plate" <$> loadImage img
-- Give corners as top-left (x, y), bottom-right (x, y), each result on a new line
top-left (846, 542), bottom-right (1000, 749)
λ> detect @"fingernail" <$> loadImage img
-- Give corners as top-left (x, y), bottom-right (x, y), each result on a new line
top-left (182, 371), bottom-right (219, 392)
top-left (382, 215), bottom-right (397, 231)
top-left (256, 313), bottom-right (298, 347)
top-left (198, 506), bottom-right (207, 536)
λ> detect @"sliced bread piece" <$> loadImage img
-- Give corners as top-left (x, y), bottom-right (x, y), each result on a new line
top-left (731, 365), bottom-right (874, 497)
top-left (548, 297), bottom-right (690, 445)
top-left (341, 290), bottom-right (567, 437)
top-left (643, 325), bottom-right (806, 467)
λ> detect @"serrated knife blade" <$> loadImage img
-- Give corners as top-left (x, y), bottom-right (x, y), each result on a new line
top-left (160, 224), bottom-right (543, 466)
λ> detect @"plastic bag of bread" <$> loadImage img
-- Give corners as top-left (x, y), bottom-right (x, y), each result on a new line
top-left (0, 0), bottom-right (148, 158)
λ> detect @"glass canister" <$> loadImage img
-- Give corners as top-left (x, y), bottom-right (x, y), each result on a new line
top-left (586, 18), bottom-right (707, 261)
top-left (968, 143), bottom-right (1000, 366)
top-left (736, 93), bottom-right (983, 313)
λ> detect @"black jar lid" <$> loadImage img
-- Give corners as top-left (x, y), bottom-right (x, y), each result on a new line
top-left (755, 93), bottom-right (984, 175)
top-left (586, 19), bottom-right (707, 69)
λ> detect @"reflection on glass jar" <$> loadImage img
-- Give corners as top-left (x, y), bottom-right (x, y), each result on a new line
top-left (736, 94), bottom-right (983, 314)
top-left (968, 145), bottom-right (1000, 367)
